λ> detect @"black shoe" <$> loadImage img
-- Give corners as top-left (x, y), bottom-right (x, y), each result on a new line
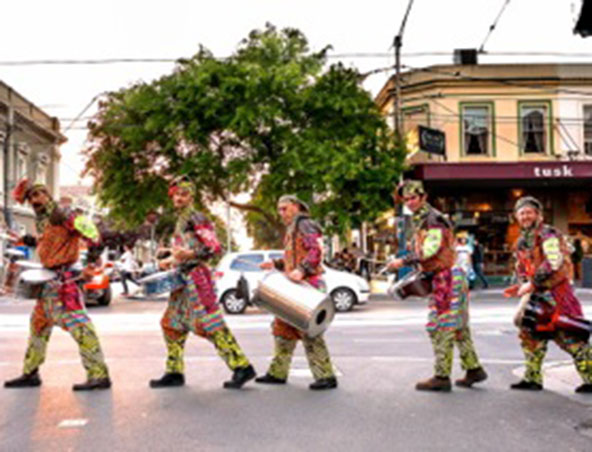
top-left (309, 377), bottom-right (338, 391)
top-left (72, 378), bottom-right (112, 391)
top-left (575, 383), bottom-right (592, 394)
top-left (223, 365), bottom-right (256, 389)
top-left (510, 380), bottom-right (543, 391)
top-left (149, 373), bottom-right (185, 388)
top-left (4, 370), bottom-right (42, 388)
top-left (255, 373), bottom-right (287, 385)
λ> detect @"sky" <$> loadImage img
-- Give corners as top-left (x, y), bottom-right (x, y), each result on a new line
top-left (0, 0), bottom-right (589, 186)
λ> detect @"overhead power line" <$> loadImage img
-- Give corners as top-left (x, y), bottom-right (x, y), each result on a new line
top-left (479, 0), bottom-right (512, 53)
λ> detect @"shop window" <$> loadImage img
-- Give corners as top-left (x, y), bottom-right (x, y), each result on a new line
top-left (16, 144), bottom-right (29, 180)
top-left (584, 105), bottom-right (592, 156)
top-left (462, 104), bottom-right (493, 155)
top-left (520, 103), bottom-right (550, 154)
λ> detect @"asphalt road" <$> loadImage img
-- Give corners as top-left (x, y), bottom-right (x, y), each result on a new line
top-left (1, 288), bottom-right (592, 451)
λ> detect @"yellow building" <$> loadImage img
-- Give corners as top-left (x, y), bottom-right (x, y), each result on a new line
top-left (375, 63), bottom-right (592, 275)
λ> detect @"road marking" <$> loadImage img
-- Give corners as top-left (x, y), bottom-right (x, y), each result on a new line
top-left (58, 419), bottom-right (88, 428)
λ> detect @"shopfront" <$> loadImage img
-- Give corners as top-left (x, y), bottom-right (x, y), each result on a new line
top-left (410, 161), bottom-right (592, 275)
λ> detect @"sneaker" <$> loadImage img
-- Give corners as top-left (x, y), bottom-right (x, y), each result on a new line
top-left (255, 374), bottom-right (287, 385)
top-left (223, 365), bottom-right (256, 389)
top-left (4, 370), bottom-right (42, 388)
top-left (149, 373), bottom-right (185, 388)
top-left (455, 367), bottom-right (488, 388)
top-left (415, 376), bottom-right (452, 392)
top-left (72, 378), bottom-right (111, 391)
top-left (510, 380), bottom-right (543, 391)
top-left (309, 377), bottom-right (338, 391)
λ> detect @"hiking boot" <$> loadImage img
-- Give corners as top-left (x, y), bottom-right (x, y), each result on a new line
top-left (575, 383), bottom-right (592, 394)
top-left (309, 377), bottom-right (338, 391)
top-left (223, 365), bottom-right (256, 389)
top-left (149, 373), bottom-right (185, 388)
top-left (510, 380), bottom-right (543, 391)
top-left (415, 376), bottom-right (452, 392)
top-left (73, 378), bottom-right (112, 391)
top-left (4, 370), bottom-right (41, 388)
top-left (455, 367), bottom-right (488, 388)
top-left (255, 374), bottom-right (287, 385)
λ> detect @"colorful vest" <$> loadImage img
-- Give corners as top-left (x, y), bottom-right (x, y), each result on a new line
top-left (283, 215), bottom-right (323, 277)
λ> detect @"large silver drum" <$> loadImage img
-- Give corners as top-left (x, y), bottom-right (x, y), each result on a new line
top-left (254, 272), bottom-right (335, 338)
top-left (17, 268), bottom-right (57, 299)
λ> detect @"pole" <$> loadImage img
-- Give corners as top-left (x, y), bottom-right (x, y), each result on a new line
top-left (3, 92), bottom-right (13, 230)
top-left (393, 35), bottom-right (402, 137)
top-left (226, 201), bottom-right (232, 252)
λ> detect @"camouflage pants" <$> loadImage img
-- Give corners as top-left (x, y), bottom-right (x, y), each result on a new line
top-left (267, 335), bottom-right (335, 381)
top-left (519, 329), bottom-right (592, 385)
top-left (22, 293), bottom-right (109, 380)
top-left (430, 327), bottom-right (482, 378)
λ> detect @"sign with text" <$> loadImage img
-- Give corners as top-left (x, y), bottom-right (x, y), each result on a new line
top-left (418, 125), bottom-right (446, 157)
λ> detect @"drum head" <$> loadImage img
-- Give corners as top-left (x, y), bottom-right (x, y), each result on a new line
top-left (19, 269), bottom-right (57, 284)
top-left (15, 260), bottom-right (42, 270)
top-left (137, 270), bottom-right (173, 284)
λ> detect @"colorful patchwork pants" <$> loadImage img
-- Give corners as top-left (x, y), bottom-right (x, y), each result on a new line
top-left (22, 282), bottom-right (109, 379)
top-left (427, 267), bottom-right (482, 377)
top-left (160, 279), bottom-right (250, 374)
top-left (519, 329), bottom-right (592, 385)
top-left (268, 319), bottom-right (335, 381)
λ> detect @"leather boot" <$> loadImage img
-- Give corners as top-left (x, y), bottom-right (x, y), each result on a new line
top-left (223, 365), bottom-right (256, 389)
top-left (4, 370), bottom-right (42, 388)
top-left (510, 380), bottom-right (543, 391)
top-left (415, 376), bottom-right (452, 392)
top-left (575, 383), bottom-right (592, 394)
top-left (455, 367), bottom-right (488, 388)
top-left (255, 373), bottom-right (287, 385)
top-left (72, 378), bottom-right (111, 391)
top-left (309, 377), bottom-right (338, 391)
top-left (149, 373), bottom-right (185, 388)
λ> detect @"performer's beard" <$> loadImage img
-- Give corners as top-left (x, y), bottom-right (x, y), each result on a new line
top-left (31, 202), bottom-right (47, 215)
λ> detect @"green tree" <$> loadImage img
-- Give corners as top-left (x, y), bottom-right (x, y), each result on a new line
top-left (84, 24), bottom-right (405, 245)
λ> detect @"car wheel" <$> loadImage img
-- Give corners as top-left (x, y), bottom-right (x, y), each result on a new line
top-left (221, 289), bottom-right (247, 314)
top-left (98, 287), bottom-right (112, 306)
top-left (331, 287), bottom-right (356, 312)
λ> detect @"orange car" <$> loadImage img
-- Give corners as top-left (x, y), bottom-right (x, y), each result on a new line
top-left (81, 262), bottom-right (113, 306)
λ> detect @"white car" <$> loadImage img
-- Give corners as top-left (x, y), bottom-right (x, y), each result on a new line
top-left (214, 250), bottom-right (370, 314)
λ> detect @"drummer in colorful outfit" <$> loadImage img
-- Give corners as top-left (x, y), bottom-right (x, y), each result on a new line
top-left (506, 196), bottom-right (592, 393)
top-left (256, 195), bottom-right (337, 390)
top-left (149, 177), bottom-right (256, 389)
top-left (4, 179), bottom-right (111, 391)
top-left (389, 180), bottom-right (487, 392)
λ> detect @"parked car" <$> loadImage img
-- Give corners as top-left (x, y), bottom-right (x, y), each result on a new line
top-left (81, 262), bottom-right (114, 307)
top-left (214, 250), bottom-right (370, 314)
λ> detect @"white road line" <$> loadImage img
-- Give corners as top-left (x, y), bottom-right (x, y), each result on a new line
top-left (58, 419), bottom-right (88, 428)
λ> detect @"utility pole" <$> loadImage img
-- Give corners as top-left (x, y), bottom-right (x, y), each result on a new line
top-left (226, 201), bottom-right (232, 252)
top-left (3, 90), bottom-right (14, 230)
top-left (392, 0), bottom-right (415, 138)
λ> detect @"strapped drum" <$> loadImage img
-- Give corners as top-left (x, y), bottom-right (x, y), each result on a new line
top-left (137, 270), bottom-right (186, 296)
top-left (17, 268), bottom-right (57, 299)
top-left (253, 272), bottom-right (335, 338)
top-left (387, 270), bottom-right (433, 300)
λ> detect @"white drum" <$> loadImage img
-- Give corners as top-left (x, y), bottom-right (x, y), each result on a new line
top-left (254, 272), bottom-right (335, 338)
top-left (17, 268), bottom-right (57, 299)
top-left (15, 260), bottom-right (43, 270)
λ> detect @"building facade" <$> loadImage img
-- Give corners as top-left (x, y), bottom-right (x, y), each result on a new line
top-left (0, 81), bottom-right (65, 235)
top-left (375, 63), bottom-right (592, 276)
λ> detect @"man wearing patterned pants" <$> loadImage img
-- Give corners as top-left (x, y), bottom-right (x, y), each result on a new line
top-left (389, 180), bottom-right (486, 392)
top-left (506, 196), bottom-right (592, 393)
top-left (256, 195), bottom-right (337, 390)
top-left (4, 179), bottom-right (110, 391)
top-left (149, 177), bottom-right (255, 389)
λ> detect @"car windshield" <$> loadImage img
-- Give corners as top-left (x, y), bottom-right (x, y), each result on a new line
top-left (269, 253), bottom-right (283, 261)
top-left (230, 254), bottom-right (264, 272)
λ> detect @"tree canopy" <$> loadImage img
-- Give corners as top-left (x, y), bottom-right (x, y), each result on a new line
top-left (84, 24), bottom-right (405, 245)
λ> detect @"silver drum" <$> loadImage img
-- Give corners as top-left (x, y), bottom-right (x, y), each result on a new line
top-left (137, 270), bottom-right (186, 296)
top-left (17, 268), bottom-right (57, 299)
top-left (254, 272), bottom-right (335, 338)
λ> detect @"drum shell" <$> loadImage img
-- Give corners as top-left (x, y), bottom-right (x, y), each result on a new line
top-left (17, 268), bottom-right (57, 299)
top-left (254, 272), bottom-right (335, 338)
top-left (138, 271), bottom-right (186, 296)
top-left (388, 271), bottom-right (433, 300)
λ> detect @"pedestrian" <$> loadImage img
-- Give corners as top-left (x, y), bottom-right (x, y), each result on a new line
top-left (4, 178), bottom-right (111, 391)
top-left (149, 176), bottom-right (255, 389)
top-left (571, 238), bottom-right (584, 281)
top-left (471, 237), bottom-right (489, 289)
top-left (119, 243), bottom-right (139, 296)
top-left (388, 180), bottom-right (487, 392)
top-left (505, 196), bottom-right (592, 393)
top-left (256, 194), bottom-right (338, 390)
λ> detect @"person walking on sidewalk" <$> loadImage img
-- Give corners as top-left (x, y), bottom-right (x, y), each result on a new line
top-left (505, 196), bottom-right (592, 393)
top-left (472, 237), bottom-right (489, 289)
top-left (388, 180), bottom-right (487, 392)
top-left (119, 244), bottom-right (139, 296)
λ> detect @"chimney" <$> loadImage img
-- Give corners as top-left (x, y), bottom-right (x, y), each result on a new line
top-left (453, 49), bottom-right (478, 65)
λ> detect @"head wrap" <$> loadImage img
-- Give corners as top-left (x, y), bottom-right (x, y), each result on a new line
top-left (277, 194), bottom-right (310, 213)
top-left (168, 176), bottom-right (195, 198)
top-left (514, 196), bottom-right (542, 213)
top-left (12, 178), bottom-right (50, 205)
top-left (394, 180), bottom-right (426, 203)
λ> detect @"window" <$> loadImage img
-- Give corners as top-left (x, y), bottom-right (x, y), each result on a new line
top-left (520, 103), bottom-right (550, 154)
top-left (461, 104), bottom-right (493, 156)
top-left (230, 253), bottom-right (264, 272)
top-left (584, 105), bottom-right (592, 156)
top-left (269, 253), bottom-right (284, 261)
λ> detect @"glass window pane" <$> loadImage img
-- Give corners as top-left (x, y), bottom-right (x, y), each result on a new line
top-left (230, 254), bottom-right (264, 272)
top-left (521, 105), bottom-right (547, 153)
top-left (584, 105), bottom-right (592, 156)
top-left (463, 106), bottom-right (490, 155)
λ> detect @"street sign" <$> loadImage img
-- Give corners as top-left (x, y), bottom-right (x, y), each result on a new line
top-left (418, 125), bottom-right (446, 157)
